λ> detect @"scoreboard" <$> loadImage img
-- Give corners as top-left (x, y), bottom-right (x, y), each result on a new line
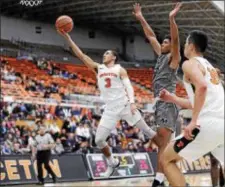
top-left (86, 153), bottom-right (154, 179)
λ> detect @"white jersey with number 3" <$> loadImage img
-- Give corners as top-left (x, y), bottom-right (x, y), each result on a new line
top-left (184, 57), bottom-right (224, 119)
top-left (97, 64), bottom-right (128, 106)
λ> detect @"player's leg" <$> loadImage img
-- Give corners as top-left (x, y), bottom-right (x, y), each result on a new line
top-left (151, 127), bottom-right (172, 186)
top-left (134, 117), bottom-right (172, 186)
top-left (219, 164), bottom-right (225, 187)
top-left (211, 145), bottom-right (225, 187)
top-left (162, 127), bottom-right (215, 187)
top-left (95, 115), bottom-right (120, 177)
top-left (162, 141), bottom-right (186, 186)
top-left (152, 103), bottom-right (178, 186)
top-left (122, 105), bottom-right (169, 185)
top-left (121, 105), bottom-right (156, 141)
top-left (95, 124), bottom-right (115, 163)
top-left (210, 153), bottom-right (220, 187)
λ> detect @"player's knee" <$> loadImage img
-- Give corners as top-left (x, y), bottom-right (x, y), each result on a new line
top-left (157, 128), bottom-right (172, 147)
top-left (161, 150), bottom-right (170, 166)
top-left (162, 144), bottom-right (179, 166)
top-left (95, 136), bottom-right (107, 149)
top-left (154, 135), bottom-right (167, 148)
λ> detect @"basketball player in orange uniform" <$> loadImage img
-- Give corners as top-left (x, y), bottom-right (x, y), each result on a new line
top-left (57, 30), bottom-right (159, 178)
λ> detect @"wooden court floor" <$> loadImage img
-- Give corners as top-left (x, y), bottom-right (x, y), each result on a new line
top-left (18, 173), bottom-right (211, 187)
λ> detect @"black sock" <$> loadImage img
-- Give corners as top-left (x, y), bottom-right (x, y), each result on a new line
top-left (152, 179), bottom-right (164, 187)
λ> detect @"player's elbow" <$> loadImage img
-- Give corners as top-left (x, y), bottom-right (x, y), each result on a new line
top-left (198, 83), bottom-right (207, 93)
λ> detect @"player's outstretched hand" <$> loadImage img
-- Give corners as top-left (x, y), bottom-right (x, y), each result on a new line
top-left (159, 89), bottom-right (174, 103)
top-left (57, 29), bottom-right (70, 40)
top-left (169, 2), bottom-right (182, 18)
top-left (130, 103), bottom-right (137, 115)
top-left (132, 3), bottom-right (143, 20)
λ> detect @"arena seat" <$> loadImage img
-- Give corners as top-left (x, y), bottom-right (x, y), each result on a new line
top-left (3, 57), bottom-right (187, 104)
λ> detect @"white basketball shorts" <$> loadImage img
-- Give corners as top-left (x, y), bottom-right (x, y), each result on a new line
top-left (98, 102), bottom-right (142, 131)
top-left (173, 116), bottom-right (224, 165)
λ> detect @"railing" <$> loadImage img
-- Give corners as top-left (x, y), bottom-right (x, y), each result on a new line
top-left (1, 94), bottom-right (104, 109)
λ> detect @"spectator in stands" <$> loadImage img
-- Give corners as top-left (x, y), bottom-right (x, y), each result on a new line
top-left (83, 123), bottom-right (91, 141)
top-left (5, 133), bottom-right (14, 150)
top-left (6, 103), bottom-right (14, 115)
top-left (12, 142), bottom-right (22, 155)
top-left (37, 58), bottom-right (48, 70)
top-left (59, 128), bottom-right (67, 147)
top-left (55, 105), bottom-right (64, 119)
top-left (15, 129), bottom-right (22, 139)
top-left (20, 103), bottom-right (28, 116)
top-left (0, 121), bottom-right (7, 138)
top-left (126, 142), bottom-right (137, 153)
top-left (28, 131), bottom-right (36, 148)
top-left (2, 105), bottom-right (9, 119)
top-left (1, 98), bottom-right (160, 154)
top-left (136, 142), bottom-right (146, 152)
top-left (124, 126), bottom-right (139, 142)
top-left (68, 117), bottom-right (77, 133)
top-left (48, 121), bottom-right (60, 141)
top-left (62, 71), bottom-right (70, 79)
top-left (76, 123), bottom-right (90, 143)
top-left (36, 107), bottom-right (45, 119)
top-left (35, 119), bottom-right (44, 131)
top-left (44, 87), bottom-right (51, 98)
top-left (107, 137), bottom-right (117, 153)
top-left (50, 83), bottom-right (59, 93)
top-left (62, 117), bottom-right (70, 132)
top-left (52, 138), bottom-right (64, 155)
top-left (1, 142), bottom-right (12, 155)
top-left (46, 61), bottom-right (53, 75)
top-left (65, 133), bottom-right (77, 152)
top-left (2, 65), bottom-right (17, 82)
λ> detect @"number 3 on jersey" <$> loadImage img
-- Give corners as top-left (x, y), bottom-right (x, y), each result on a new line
top-left (105, 78), bottom-right (111, 88)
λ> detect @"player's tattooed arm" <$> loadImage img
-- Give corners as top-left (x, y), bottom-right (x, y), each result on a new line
top-left (169, 3), bottom-right (182, 69)
top-left (133, 3), bottom-right (161, 56)
top-left (57, 30), bottom-right (99, 73)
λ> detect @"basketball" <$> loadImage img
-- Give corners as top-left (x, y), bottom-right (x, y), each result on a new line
top-left (55, 15), bottom-right (73, 33)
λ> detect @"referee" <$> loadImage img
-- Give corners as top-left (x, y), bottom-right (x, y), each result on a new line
top-left (32, 126), bottom-right (56, 185)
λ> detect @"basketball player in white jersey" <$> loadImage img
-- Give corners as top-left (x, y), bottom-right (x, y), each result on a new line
top-left (210, 68), bottom-right (224, 187)
top-left (159, 30), bottom-right (224, 186)
top-left (57, 30), bottom-right (158, 177)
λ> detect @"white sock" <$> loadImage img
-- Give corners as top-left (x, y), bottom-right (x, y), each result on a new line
top-left (106, 155), bottom-right (115, 166)
top-left (155, 172), bottom-right (165, 183)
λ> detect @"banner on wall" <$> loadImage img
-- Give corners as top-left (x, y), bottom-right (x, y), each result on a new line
top-left (0, 153), bottom-right (211, 185)
top-left (86, 153), bottom-right (154, 179)
top-left (0, 154), bottom-right (89, 185)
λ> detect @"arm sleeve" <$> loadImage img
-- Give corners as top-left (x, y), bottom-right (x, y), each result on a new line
top-left (122, 78), bottom-right (135, 103)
